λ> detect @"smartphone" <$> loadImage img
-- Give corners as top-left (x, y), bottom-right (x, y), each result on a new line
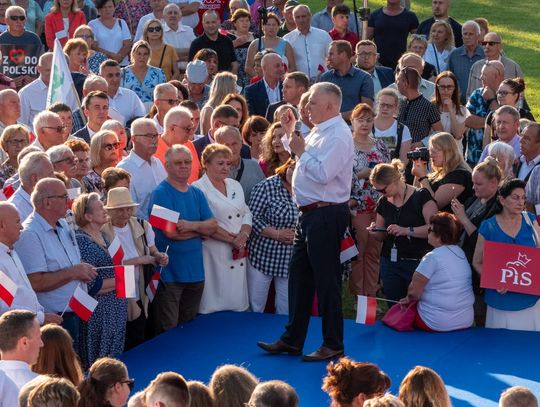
top-left (369, 227), bottom-right (388, 233)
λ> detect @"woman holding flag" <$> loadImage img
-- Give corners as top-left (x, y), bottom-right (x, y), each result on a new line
top-left (72, 192), bottom-right (128, 369)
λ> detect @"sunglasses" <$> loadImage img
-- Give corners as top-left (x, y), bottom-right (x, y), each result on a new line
top-left (374, 185), bottom-right (388, 194)
top-left (481, 41), bottom-right (500, 46)
top-left (9, 15), bottom-right (26, 21)
top-left (103, 142), bottom-right (120, 150)
top-left (158, 98), bottom-right (179, 106)
top-left (147, 26), bottom-right (162, 33)
top-left (120, 379), bottom-right (135, 390)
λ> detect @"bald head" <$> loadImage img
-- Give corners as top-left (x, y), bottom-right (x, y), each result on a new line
top-left (0, 202), bottom-right (22, 247)
top-left (37, 53), bottom-right (53, 85)
top-left (262, 53), bottom-right (283, 83)
top-left (398, 52), bottom-right (424, 75)
top-left (483, 32), bottom-right (503, 59)
top-left (31, 178), bottom-right (67, 211)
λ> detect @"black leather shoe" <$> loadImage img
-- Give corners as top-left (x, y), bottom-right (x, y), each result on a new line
top-left (257, 340), bottom-right (302, 355)
top-left (302, 346), bottom-right (344, 362)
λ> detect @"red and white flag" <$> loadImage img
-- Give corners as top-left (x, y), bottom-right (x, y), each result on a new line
top-left (108, 236), bottom-right (124, 266)
top-left (69, 286), bottom-right (98, 322)
top-left (536, 204), bottom-right (540, 224)
top-left (0, 269), bottom-right (17, 306)
top-left (356, 295), bottom-right (377, 325)
top-left (114, 265), bottom-right (136, 298)
top-left (67, 187), bottom-right (81, 200)
top-left (145, 271), bottom-right (161, 302)
top-left (0, 184), bottom-right (15, 201)
top-left (340, 231), bottom-right (359, 263)
top-left (149, 205), bottom-right (179, 233)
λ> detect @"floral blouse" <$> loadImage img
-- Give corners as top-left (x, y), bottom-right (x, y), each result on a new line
top-left (121, 65), bottom-right (166, 104)
top-left (0, 161), bottom-right (16, 188)
top-left (114, 0), bottom-right (152, 36)
top-left (351, 138), bottom-right (390, 214)
top-left (88, 51), bottom-right (108, 75)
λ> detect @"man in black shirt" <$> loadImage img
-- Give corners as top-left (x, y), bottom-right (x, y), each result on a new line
top-left (416, 0), bottom-right (463, 48)
top-left (188, 10), bottom-right (238, 74)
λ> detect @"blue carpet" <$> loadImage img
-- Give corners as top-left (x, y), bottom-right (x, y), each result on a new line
top-left (120, 312), bottom-right (540, 406)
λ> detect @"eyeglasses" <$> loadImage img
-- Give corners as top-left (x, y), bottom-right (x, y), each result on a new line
top-left (173, 124), bottom-right (194, 132)
top-left (46, 194), bottom-right (69, 201)
top-left (103, 142), bottom-right (120, 150)
top-left (77, 157), bottom-right (91, 164)
top-left (147, 26), bottom-right (162, 33)
top-left (357, 51), bottom-right (376, 57)
top-left (120, 379), bottom-right (135, 391)
top-left (497, 90), bottom-right (515, 96)
top-left (378, 103), bottom-right (395, 109)
top-left (43, 125), bottom-right (66, 133)
top-left (437, 84), bottom-right (455, 90)
top-left (157, 98), bottom-right (179, 106)
top-left (6, 138), bottom-right (28, 146)
top-left (481, 41), bottom-right (500, 46)
top-left (55, 156), bottom-right (78, 165)
top-left (8, 15), bottom-right (26, 21)
top-left (134, 133), bottom-right (159, 140)
top-left (374, 185), bottom-right (388, 194)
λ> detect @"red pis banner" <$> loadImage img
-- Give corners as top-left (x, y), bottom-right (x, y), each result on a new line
top-left (481, 241), bottom-right (540, 295)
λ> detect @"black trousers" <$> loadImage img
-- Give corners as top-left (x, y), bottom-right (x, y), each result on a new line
top-left (281, 203), bottom-right (349, 351)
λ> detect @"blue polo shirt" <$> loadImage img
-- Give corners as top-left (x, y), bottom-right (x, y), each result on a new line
top-left (148, 181), bottom-right (213, 283)
top-left (319, 66), bottom-right (374, 113)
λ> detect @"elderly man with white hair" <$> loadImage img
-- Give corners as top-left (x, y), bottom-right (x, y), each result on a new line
top-left (152, 83), bottom-right (179, 134)
top-left (47, 145), bottom-right (81, 189)
top-left (18, 53), bottom-right (53, 128)
top-left (31, 111), bottom-right (65, 151)
top-left (156, 106), bottom-right (201, 183)
top-left (118, 118), bottom-right (167, 219)
top-left (8, 152), bottom-right (54, 221)
top-left (163, 3), bottom-right (196, 70)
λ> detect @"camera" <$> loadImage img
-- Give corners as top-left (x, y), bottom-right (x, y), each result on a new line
top-left (406, 147), bottom-right (430, 162)
top-left (257, 6), bottom-right (268, 23)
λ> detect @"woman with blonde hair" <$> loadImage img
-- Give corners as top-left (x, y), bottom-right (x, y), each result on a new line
top-left (44, 0), bottom-right (86, 50)
top-left (398, 366), bottom-right (451, 407)
top-left (86, 130), bottom-right (122, 193)
top-left (209, 365), bottom-right (258, 407)
top-left (32, 324), bottom-right (84, 386)
top-left (200, 72), bottom-right (239, 135)
top-left (188, 381), bottom-right (216, 407)
top-left (323, 357), bottom-right (391, 406)
top-left (424, 20), bottom-right (455, 75)
top-left (143, 19), bottom-right (180, 81)
top-left (413, 132), bottom-right (473, 212)
top-left (258, 122), bottom-right (290, 176)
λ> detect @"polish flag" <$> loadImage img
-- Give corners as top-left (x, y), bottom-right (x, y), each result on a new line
top-left (536, 204), bottom-right (540, 224)
top-left (67, 187), bottom-right (81, 209)
top-left (356, 295), bottom-right (377, 325)
top-left (149, 205), bottom-right (179, 233)
top-left (0, 184), bottom-right (15, 201)
top-left (0, 269), bottom-right (17, 306)
top-left (108, 236), bottom-right (124, 265)
top-left (340, 232), bottom-right (359, 264)
top-left (69, 286), bottom-right (98, 322)
top-left (145, 271), bottom-right (161, 302)
top-left (114, 265), bottom-right (136, 298)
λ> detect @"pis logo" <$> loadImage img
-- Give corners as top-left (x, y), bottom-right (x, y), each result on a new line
top-left (500, 252), bottom-right (532, 286)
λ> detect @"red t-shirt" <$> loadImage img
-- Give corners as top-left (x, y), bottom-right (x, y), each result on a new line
top-left (329, 29), bottom-right (359, 51)
top-left (194, 0), bottom-right (228, 35)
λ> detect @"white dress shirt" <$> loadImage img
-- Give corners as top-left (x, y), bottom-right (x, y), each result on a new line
top-left (283, 27), bottom-right (332, 80)
top-left (0, 243), bottom-right (45, 324)
top-left (0, 360), bottom-right (41, 390)
top-left (0, 370), bottom-right (19, 407)
top-left (18, 78), bottom-right (48, 128)
top-left (152, 115), bottom-right (164, 134)
top-left (292, 115), bottom-right (354, 206)
top-left (264, 79), bottom-right (281, 105)
top-left (8, 187), bottom-right (33, 222)
top-left (163, 22), bottom-right (196, 55)
top-left (109, 87), bottom-right (146, 126)
top-left (117, 151), bottom-right (167, 219)
top-left (518, 154), bottom-right (540, 181)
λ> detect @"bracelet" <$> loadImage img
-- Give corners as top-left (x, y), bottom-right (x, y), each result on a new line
top-left (418, 176), bottom-right (428, 182)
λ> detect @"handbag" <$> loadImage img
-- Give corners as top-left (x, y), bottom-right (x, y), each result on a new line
top-left (382, 300), bottom-right (418, 331)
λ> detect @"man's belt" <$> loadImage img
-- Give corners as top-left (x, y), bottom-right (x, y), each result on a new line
top-left (298, 201), bottom-right (345, 213)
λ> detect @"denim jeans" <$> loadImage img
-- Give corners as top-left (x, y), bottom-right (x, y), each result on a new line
top-left (380, 256), bottom-right (421, 303)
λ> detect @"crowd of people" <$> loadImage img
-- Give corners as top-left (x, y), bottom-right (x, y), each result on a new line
top-left (0, 0), bottom-right (540, 404)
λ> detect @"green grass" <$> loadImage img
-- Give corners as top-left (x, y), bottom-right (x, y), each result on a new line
top-left (304, 0), bottom-right (540, 118)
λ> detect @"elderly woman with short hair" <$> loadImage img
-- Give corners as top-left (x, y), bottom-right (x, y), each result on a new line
top-left (63, 38), bottom-right (90, 75)
top-left (72, 192), bottom-right (127, 368)
top-left (101, 119), bottom-right (129, 156)
top-left (47, 145), bottom-right (82, 189)
top-left (64, 138), bottom-right (96, 193)
top-left (101, 167), bottom-right (131, 200)
top-left (85, 130), bottom-right (122, 193)
top-left (0, 124), bottom-right (30, 187)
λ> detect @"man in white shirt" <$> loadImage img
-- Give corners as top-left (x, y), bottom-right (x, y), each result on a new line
top-left (118, 118), bottom-right (167, 219)
top-left (283, 5), bottom-right (332, 81)
top-left (0, 89), bottom-right (22, 134)
top-left (517, 122), bottom-right (540, 182)
top-left (153, 83), bottom-right (179, 134)
top-left (8, 152), bottom-right (54, 222)
top-left (99, 60), bottom-right (146, 126)
top-left (479, 106), bottom-right (521, 163)
top-left (163, 3), bottom-right (196, 70)
top-left (31, 111), bottom-right (65, 152)
top-left (257, 82), bottom-right (354, 361)
top-left (0, 202), bottom-right (62, 325)
top-left (0, 310), bottom-right (43, 389)
top-left (18, 53), bottom-right (53, 128)
top-left (135, 0), bottom-right (168, 41)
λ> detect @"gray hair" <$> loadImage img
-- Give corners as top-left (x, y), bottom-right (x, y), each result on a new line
top-left (494, 105), bottom-right (520, 121)
top-left (47, 145), bottom-right (74, 164)
top-left (17, 146), bottom-right (42, 165)
top-left (293, 4), bottom-right (310, 15)
top-left (101, 119), bottom-right (124, 132)
top-left (38, 52), bottom-right (53, 67)
top-left (165, 144), bottom-right (192, 165)
top-left (488, 141), bottom-right (515, 178)
top-left (31, 178), bottom-right (65, 208)
top-left (230, 0), bottom-right (249, 10)
top-left (19, 152), bottom-right (52, 187)
top-left (130, 118), bottom-right (156, 138)
top-left (5, 5), bottom-right (25, 17)
top-left (164, 106), bottom-right (192, 131)
top-left (0, 89), bottom-right (18, 105)
top-left (154, 83), bottom-right (178, 101)
top-left (310, 82), bottom-right (342, 108)
top-left (164, 3), bottom-right (181, 15)
top-left (33, 111), bottom-right (60, 135)
top-left (83, 75), bottom-right (108, 93)
top-left (214, 125), bottom-right (241, 143)
top-left (462, 20), bottom-right (481, 35)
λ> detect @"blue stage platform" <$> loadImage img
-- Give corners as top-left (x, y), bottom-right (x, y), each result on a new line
top-left (121, 312), bottom-right (540, 406)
